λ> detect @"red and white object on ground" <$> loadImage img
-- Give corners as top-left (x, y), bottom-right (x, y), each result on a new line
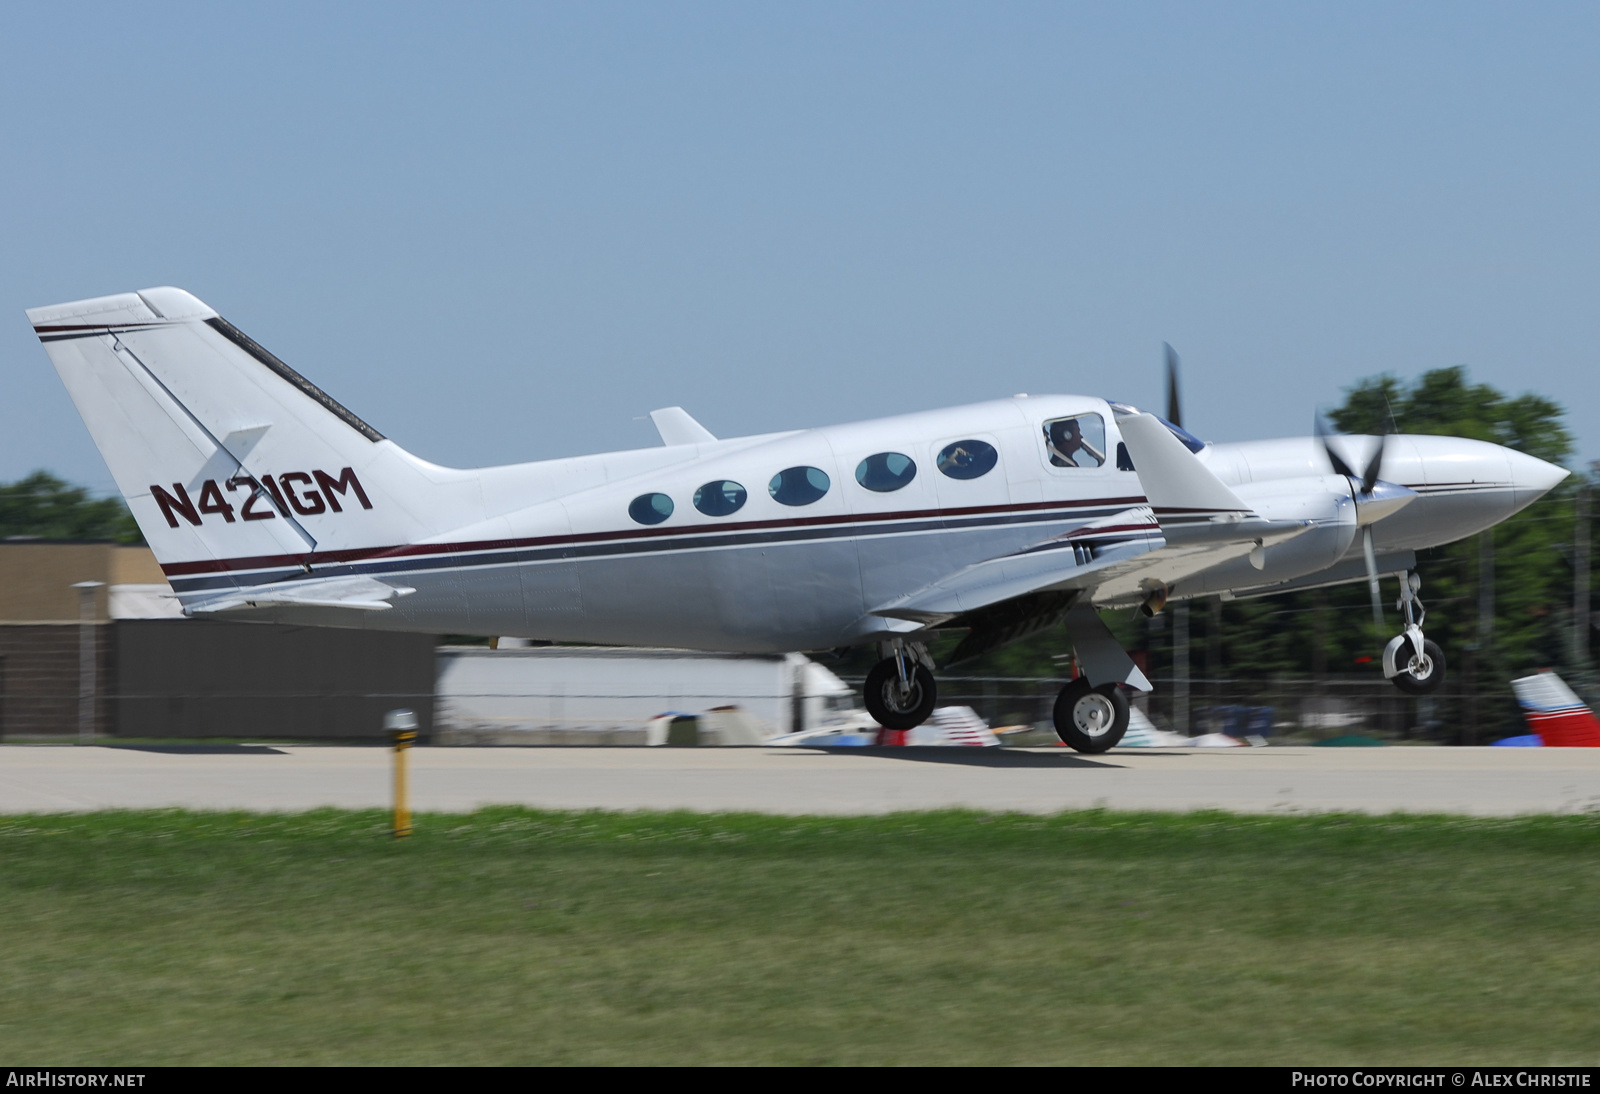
top-left (876, 707), bottom-right (999, 747)
top-left (1511, 672), bottom-right (1600, 746)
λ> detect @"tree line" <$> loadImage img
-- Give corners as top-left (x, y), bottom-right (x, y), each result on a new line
top-left (0, 471), bottom-right (143, 544)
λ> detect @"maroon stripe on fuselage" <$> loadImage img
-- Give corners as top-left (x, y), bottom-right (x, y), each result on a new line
top-left (158, 494), bottom-right (1150, 577)
top-left (1061, 522), bottom-right (1158, 538)
top-left (1150, 506), bottom-right (1251, 516)
top-left (32, 322), bottom-right (169, 333)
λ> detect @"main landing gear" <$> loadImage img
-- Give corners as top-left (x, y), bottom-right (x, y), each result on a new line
top-left (863, 603), bottom-right (1151, 750)
top-left (1383, 572), bottom-right (1446, 695)
top-left (864, 639), bottom-right (937, 730)
top-left (1052, 678), bottom-right (1131, 753)
top-left (1046, 602), bottom-right (1148, 753)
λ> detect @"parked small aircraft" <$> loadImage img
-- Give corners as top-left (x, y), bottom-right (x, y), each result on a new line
top-left (28, 288), bottom-right (1568, 750)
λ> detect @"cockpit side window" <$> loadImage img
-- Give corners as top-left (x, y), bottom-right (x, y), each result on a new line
top-left (1043, 414), bottom-right (1107, 469)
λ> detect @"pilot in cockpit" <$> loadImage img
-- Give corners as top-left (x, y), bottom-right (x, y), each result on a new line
top-left (1046, 417), bottom-right (1106, 468)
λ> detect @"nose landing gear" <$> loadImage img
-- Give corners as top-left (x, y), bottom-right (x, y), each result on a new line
top-left (1383, 573), bottom-right (1446, 695)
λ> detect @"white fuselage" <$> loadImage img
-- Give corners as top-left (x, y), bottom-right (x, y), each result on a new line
top-left (158, 395), bottom-right (1563, 652)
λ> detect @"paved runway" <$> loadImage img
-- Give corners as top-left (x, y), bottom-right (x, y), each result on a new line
top-left (4, 744), bottom-right (1600, 816)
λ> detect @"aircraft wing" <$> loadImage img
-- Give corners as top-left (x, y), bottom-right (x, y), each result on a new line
top-left (868, 507), bottom-right (1163, 625)
top-left (183, 574), bottom-right (416, 615)
top-left (866, 506), bottom-right (1274, 665)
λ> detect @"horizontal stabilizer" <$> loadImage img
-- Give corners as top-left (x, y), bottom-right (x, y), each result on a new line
top-left (185, 575), bottom-right (415, 615)
top-left (650, 407), bottom-right (716, 446)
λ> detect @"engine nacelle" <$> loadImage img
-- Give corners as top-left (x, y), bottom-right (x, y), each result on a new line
top-left (1187, 476), bottom-right (1358, 594)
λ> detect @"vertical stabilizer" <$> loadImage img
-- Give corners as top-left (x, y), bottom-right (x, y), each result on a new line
top-left (28, 288), bottom-right (481, 575)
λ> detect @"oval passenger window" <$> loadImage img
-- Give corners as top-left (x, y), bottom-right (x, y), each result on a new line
top-left (936, 439), bottom-right (998, 480)
top-left (693, 480), bottom-right (748, 517)
top-left (768, 466), bottom-right (830, 507)
top-left (628, 493), bottom-right (674, 526)
top-left (855, 452), bottom-right (917, 492)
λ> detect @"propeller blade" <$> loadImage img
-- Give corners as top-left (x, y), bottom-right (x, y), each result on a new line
top-left (1315, 414), bottom-right (1358, 479)
top-left (1359, 432), bottom-right (1388, 496)
top-left (1164, 343), bottom-right (1182, 429)
top-left (1362, 526), bottom-right (1384, 634)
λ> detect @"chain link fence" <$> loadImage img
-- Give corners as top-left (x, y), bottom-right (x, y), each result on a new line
top-left (868, 673), bottom-right (1532, 746)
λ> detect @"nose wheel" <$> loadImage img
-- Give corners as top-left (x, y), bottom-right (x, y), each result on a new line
top-left (1387, 631), bottom-right (1446, 695)
top-left (1383, 573), bottom-right (1446, 695)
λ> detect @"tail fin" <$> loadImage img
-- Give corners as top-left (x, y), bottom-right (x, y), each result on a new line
top-left (28, 287), bottom-right (476, 575)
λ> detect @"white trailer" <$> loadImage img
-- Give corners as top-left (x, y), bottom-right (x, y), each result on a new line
top-left (434, 646), bottom-right (861, 744)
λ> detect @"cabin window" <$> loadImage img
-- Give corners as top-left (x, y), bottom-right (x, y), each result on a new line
top-left (936, 439), bottom-right (998, 480)
top-left (628, 492), bottom-right (674, 525)
top-left (693, 480), bottom-right (748, 517)
top-left (1043, 414), bottom-right (1107, 468)
top-left (855, 452), bottom-right (917, 492)
top-left (769, 466), bottom-right (830, 507)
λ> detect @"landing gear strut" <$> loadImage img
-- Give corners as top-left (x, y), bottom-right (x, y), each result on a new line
top-left (1383, 572), bottom-right (1446, 695)
top-left (864, 639), bottom-right (937, 730)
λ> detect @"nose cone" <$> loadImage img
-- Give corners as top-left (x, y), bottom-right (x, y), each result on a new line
top-left (1355, 480), bottom-right (1419, 525)
top-left (1508, 449), bottom-right (1570, 512)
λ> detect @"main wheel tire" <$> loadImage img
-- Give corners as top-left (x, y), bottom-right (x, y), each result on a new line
top-left (1053, 678), bottom-right (1131, 753)
top-left (863, 659), bottom-right (938, 730)
top-left (1391, 639), bottom-right (1446, 696)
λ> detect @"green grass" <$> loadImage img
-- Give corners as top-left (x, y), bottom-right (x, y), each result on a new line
top-left (3, 809), bottom-right (1599, 1065)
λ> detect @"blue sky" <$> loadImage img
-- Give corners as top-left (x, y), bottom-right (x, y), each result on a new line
top-left (4, 2), bottom-right (1597, 492)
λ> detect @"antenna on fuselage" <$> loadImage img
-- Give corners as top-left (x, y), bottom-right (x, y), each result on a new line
top-left (1164, 342), bottom-right (1182, 429)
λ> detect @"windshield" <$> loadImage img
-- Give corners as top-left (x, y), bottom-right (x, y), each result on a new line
top-left (1106, 400), bottom-right (1208, 453)
top-left (1155, 417), bottom-right (1207, 453)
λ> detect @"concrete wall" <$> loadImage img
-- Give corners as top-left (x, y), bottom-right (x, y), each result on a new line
top-left (0, 623), bottom-right (112, 739)
top-left (114, 620), bottom-right (436, 740)
top-left (0, 547), bottom-right (437, 739)
top-left (0, 619), bottom-right (436, 740)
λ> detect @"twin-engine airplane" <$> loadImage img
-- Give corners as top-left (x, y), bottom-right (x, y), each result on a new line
top-left (28, 288), bottom-right (1568, 750)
